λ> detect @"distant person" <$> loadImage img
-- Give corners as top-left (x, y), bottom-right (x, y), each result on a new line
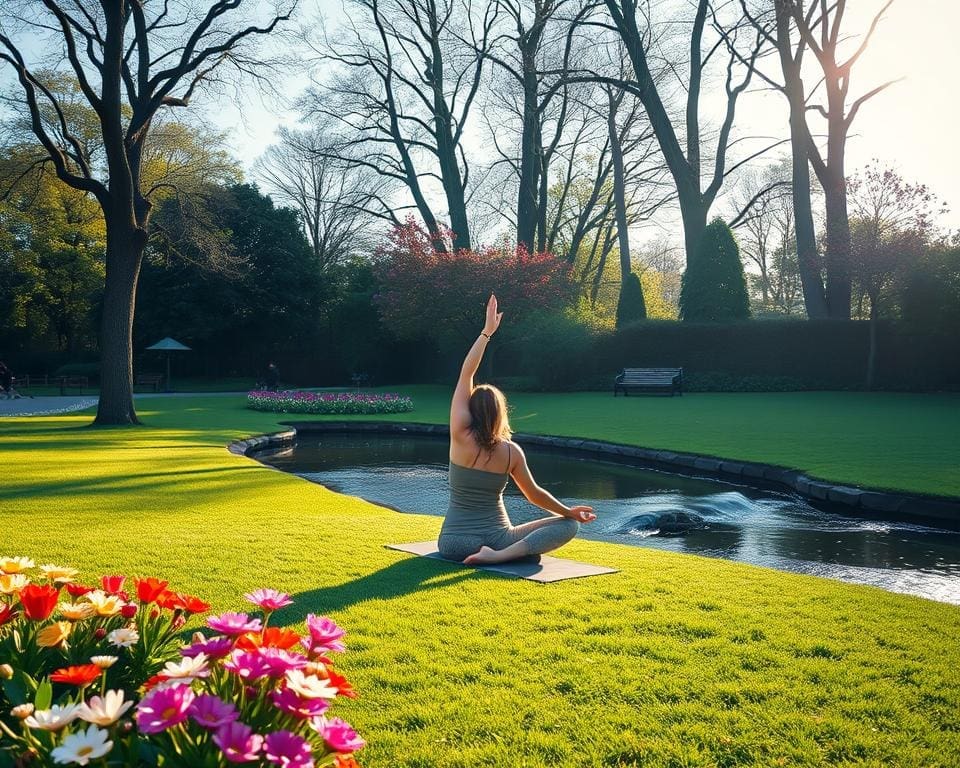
top-left (0, 360), bottom-right (20, 400)
top-left (264, 362), bottom-right (280, 391)
top-left (439, 294), bottom-right (596, 565)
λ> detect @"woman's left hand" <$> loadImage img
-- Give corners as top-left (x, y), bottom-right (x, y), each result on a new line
top-left (568, 506), bottom-right (596, 523)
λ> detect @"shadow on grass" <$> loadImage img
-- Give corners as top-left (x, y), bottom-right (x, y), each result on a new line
top-left (276, 557), bottom-right (483, 618)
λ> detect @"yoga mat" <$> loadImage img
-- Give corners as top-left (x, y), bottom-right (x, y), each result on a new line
top-left (385, 541), bottom-right (618, 583)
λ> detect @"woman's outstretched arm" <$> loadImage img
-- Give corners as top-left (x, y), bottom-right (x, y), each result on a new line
top-left (510, 444), bottom-right (597, 523)
top-left (450, 294), bottom-right (502, 435)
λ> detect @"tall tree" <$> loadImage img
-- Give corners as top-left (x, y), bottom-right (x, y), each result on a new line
top-left (596, 0), bottom-right (768, 266)
top-left (784, 0), bottom-right (898, 319)
top-left (312, 0), bottom-right (498, 251)
top-left (256, 126), bottom-right (398, 272)
top-left (0, 0), bottom-right (294, 424)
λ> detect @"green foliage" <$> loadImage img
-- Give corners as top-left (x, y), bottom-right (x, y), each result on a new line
top-left (1, 395), bottom-right (959, 768)
top-left (901, 246), bottom-right (960, 333)
top-left (500, 311), bottom-right (599, 391)
top-left (680, 218), bottom-right (751, 322)
top-left (615, 271), bottom-right (646, 327)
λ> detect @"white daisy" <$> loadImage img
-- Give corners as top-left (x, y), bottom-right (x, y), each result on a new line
top-left (77, 690), bottom-right (133, 726)
top-left (90, 655), bottom-right (118, 669)
top-left (24, 704), bottom-right (80, 731)
top-left (285, 669), bottom-right (338, 699)
top-left (161, 652), bottom-right (210, 681)
top-left (107, 627), bottom-right (139, 648)
top-left (50, 724), bottom-right (113, 765)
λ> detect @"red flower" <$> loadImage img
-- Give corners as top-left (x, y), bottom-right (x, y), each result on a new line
top-left (155, 590), bottom-right (178, 610)
top-left (175, 594), bottom-right (210, 614)
top-left (0, 603), bottom-right (18, 626)
top-left (65, 583), bottom-right (93, 598)
top-left (19, 584), bottom-right (60, 621)
top-left (334, 756), bottom-right (361, 768)
top-left (141, 673), bottom-right (170, 693)
top-left (50, 664), bottom-right (101, 687)
top-left (324, 668), bottom-right (358, 699)
top-left (120, 603), bottom-right (138, 619)
top-left (135, 577), bottom-right (169, 604)
top-left (235, 627), bottom-right (301, 652)
top-left (101, 575), bottom-right (126, 594)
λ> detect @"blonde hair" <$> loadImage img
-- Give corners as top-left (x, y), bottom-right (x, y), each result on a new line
top-left (468, 384), bottom-right (512, 451)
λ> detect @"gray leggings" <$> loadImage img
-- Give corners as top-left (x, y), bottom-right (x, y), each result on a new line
top-left (438, 517), bottom-right (579, 562)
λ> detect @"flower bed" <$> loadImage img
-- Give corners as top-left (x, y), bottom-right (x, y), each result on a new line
top-left (0, 557), bottom-right (364, 767)
top-left (247, 391), bottom-right (413, 416)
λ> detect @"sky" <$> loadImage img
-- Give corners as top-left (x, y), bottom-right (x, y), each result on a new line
top-left (203, 0), bottom-right (960, 238)
top-left (2, 0), bottom-right (956, 236)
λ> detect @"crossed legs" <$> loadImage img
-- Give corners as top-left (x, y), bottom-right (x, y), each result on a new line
top-left (438, 516), bottom-right (579, 565)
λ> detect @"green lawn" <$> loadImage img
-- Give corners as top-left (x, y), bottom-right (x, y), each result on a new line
top-left (2, 392), bottom-right (960, 767)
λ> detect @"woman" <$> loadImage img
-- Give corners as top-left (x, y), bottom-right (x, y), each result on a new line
top-left (438, 295), bottom-right (596, 565)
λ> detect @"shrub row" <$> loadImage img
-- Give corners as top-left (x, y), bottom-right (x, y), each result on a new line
top-left (498, 318), bottom-right (960, 391)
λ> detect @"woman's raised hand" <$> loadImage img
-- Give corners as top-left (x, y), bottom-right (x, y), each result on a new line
top-left (568, 505), bottom-right (596, 523)
top-left (483, 294), bottom-right (503, 337)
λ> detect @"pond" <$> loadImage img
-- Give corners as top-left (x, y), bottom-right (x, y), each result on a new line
top-left (258, 433), bottom-right (960, 605)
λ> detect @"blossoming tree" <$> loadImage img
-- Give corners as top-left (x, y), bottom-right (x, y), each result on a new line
top-left (373, 221), bottom-right (577, 355)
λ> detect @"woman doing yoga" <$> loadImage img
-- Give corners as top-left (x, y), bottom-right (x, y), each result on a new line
top-left (438, 294), bottom-right (596, 565)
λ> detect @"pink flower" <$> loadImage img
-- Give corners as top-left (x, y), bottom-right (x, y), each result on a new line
top-left (257, 648), bottom-right (309, 677)
top-left (270, 688), bottom-right (330, 719)
top-left (244, 588), bottom-right (294, 612)
top-left (223, 651), bottom-right (273, 682)
top-left (135, 684), bottom-right (195, 734)
top-left (181, 634), bottom-right (234, 659)
top-left (303, 615), bottom-right (345, 653)
top-left (189, 694), bottom-right (239, 730)
top-left (264, 730), bottom-right (313, 768)
top-left (315, 716), bottom-right (365, 753)
top-left (208, 612), bottom-right (263, 636)
top-left (213, 722), bottom-right (264, 764)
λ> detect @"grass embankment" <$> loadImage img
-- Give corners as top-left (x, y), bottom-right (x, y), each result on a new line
top-left (2, 392), bottom-right (960, 767)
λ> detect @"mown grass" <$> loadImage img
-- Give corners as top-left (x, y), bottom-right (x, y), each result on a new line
top-left (2, 393), bottom-right (960, 767)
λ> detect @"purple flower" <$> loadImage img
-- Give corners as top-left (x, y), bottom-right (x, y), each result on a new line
top-left (257, 647), bottom-right (310, 677)
top-left (303, 614), bottom-right (346, 653)
top-left (270, 687), bottom-right (330, 719)
top-left (213, 722), bottom-right (264, 764)
top-left (244, 588), bottom-right (294, 612)
top-left (207, 612), bottom-right (263, 636)
top-left (135, 684), bottom-right (195, 734)
top-left (223, 650), bottom-right (273, 681)
top-left (314, 716), bottom-right (365, 753)
top-left (264, 730), bottom-right (313, 768)
top-left (189, 694), bottom-right (239, 730)
top-left (181, 634), bottom-right (234, 659)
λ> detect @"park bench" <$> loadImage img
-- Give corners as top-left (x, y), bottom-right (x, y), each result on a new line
top-left (56, 375), bottom-right (88, 395)
top-left (613, 367), bottom-right (683, 397)
top-left (135, 373), bottom-right (164, 392)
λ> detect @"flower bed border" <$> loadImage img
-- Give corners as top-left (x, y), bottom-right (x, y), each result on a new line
top-left (228, 422), bottom-right (960, 528)
top-left (246, 390), bottom-right (413, 416)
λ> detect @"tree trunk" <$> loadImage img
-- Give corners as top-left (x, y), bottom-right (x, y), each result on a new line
top-left (607, 91), bottom-right (636, 295)
top-left (822, 165), bottom-right (852, 319)
top-left (680, 201), bottom-right (708, 266)
top-left (775, 0), bottom-right (828, 319)
top-left (94, 224), bottom-right (145, 426)
top-left (866, 296), bottom-right (878, 390)
top-left (516, 66), bottom-right (540, 252)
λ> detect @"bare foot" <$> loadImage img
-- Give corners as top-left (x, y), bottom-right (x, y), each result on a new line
top-left (463, 546), bottom-right (502, 565)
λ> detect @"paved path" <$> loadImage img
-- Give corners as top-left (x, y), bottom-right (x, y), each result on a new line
top-left (0, 396), bottom-right (99, 417)
top-left (0, 390), bottom-right (250, 418)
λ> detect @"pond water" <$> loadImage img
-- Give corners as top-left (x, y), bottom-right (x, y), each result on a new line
top-left (259, 434), bottom-right (960, 605)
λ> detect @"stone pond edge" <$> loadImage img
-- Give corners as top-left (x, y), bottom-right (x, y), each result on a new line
top-left (227, 421), bottom-right (960, 527)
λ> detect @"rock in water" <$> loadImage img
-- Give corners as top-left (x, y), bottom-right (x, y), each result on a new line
top-left (653, 511), bottom-right (706, 535)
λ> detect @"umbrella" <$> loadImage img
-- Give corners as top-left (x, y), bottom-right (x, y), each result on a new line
top-left (145, 337), bottom-right (191, 392)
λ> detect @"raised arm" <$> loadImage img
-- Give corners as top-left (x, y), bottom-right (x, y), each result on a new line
top-left (450, 294), bottom-right (502, 436)
top-left (509, 444), bottom-right (597, 523)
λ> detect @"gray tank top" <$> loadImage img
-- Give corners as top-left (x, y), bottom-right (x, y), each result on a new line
top-left (440, 446), bottom-right (512, 536)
